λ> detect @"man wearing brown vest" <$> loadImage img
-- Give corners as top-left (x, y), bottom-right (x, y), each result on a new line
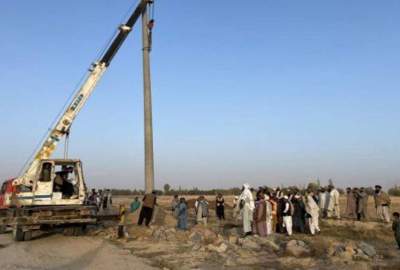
top-left (138, 191), bottom-right (157, 226)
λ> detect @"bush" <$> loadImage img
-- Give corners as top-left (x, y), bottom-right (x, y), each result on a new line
top-left (388, 186), bottom-right (400, 197)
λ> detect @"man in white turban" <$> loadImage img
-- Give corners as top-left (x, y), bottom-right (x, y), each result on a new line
top-left (238, 183), bottom-right (255, 236)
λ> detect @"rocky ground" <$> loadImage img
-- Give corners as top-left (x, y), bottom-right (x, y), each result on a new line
top-left (1, 196), bottom-right (399, 270)
top-left (93, 196), bottom-right (400, 270)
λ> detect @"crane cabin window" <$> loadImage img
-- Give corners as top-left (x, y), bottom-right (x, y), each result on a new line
top-left (39, 162), bottom-right (52, 182)
top-left (53, 163), bottom-right (79, 199)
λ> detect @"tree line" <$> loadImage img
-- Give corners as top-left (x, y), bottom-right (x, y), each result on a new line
top-left (106, 184), bottom-right (400, 197)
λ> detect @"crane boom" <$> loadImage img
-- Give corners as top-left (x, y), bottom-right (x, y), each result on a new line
top-left (15, 0), bottom-right (152, 187)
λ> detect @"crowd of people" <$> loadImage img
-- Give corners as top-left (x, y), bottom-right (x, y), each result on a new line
top-left (87, 188), bottom-right (113, 210)
top-left (235, 184), bottom-right (326, 237)
top-left (344, 185), bottom-right (392, 223)
top-left (233, 183), bottom-right (399, 248)
top-left (124, 184), bottom-right (399, 249)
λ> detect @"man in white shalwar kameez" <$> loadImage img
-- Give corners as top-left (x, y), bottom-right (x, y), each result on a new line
top-left (327, 185), bottom-right (341, 219)
top-left (238, 184), bottom-right (255, 236)
top-left (264, 194), bottom-right (273, 235)
top-left (318, 188), bottom-right (328, 218)
top-left (305, 191), bottom-right (321, 235)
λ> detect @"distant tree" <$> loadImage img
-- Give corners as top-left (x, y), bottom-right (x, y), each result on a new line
top-left (388, 186), bottom-right (400, 197)
top-left (163, 183), bottom-right (171, 194)
top-left (154, 189), bottom-right (164, 196)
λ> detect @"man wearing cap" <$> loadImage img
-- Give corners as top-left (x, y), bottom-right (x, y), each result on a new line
top-left (374, 185), bottom-right (391, 223)
top-left (280, 195), bottom-right (293, 236)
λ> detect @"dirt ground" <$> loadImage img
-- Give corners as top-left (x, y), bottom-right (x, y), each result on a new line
top-left (0, 233), bottom-right (157, 270)
top-left (0, 195), bottom-right (399, 270)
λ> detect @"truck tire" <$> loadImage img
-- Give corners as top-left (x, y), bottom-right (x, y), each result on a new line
top-left (12, 227), bottom-right (24, 241)
top-left (0, 225), bottom-right (6, 234)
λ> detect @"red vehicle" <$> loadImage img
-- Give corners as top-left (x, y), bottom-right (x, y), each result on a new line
top-left (0, 179), bottom-right (15, 233)
top-left (0, 179), bottom-right (15, 209)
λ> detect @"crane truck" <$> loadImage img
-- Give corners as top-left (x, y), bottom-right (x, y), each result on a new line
top-left (0, 0), bottom-right (154, 241)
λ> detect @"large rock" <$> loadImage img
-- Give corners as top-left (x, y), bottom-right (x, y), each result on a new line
top-left (189, 231), bottom-right (204, 243)
top-left (203, 229), bottom-right (218, 243)
top-left (213, 234), bottom-right (225, 245)
top-left (228, 235), bottom-right (239, 245)
top-left (207, 243), bottom-right (228, 253)
top-left (255, 237), bottom-right (281, 252)
top-left (357, 242), bottom-right (376, 258)
top-left (192, 244), bottom-right (202, 251)
top-left (285, 240), bottom-right (311, 257)
top-left (330, 243), bottom-right (355, 261)
top-left (165, 228), bottom-right (177, 242)
top-left (238, 237), bottom-right (262, 251)
top-left (152, 227), bottom-right (167, 241)
top-left (190, 226), bottom-right (217, 243)
top-left (353, 248), bottom-right (371, 261)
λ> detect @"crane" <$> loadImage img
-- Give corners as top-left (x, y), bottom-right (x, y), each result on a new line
top-left (2, 0), bottom-right (155, 207)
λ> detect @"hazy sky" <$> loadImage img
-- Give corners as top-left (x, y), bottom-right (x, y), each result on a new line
top-left (0, 0), bottom-right (399, 190)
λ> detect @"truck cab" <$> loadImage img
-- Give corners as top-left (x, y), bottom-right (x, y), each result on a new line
top-left (13, 159), bottom-right (87, 207)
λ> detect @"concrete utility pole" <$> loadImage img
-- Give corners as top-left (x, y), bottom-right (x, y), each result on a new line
top-left (142, 7), bottom-right (155, 193)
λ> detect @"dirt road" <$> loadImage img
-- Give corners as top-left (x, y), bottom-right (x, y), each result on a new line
top-left (0, 234), bottom-right (157, 270)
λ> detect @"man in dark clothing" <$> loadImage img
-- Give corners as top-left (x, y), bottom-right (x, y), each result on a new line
top-left (292, 194), bottom-right (306, 233)
top-left (275, 196), bottom-right (284, 233)
top-left (216, 193), bottom-right (225, 221)
top-left (138, 191), bottom-right (157, 226)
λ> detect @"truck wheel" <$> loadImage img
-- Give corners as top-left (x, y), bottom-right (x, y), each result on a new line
top-left (12, 227), bottom-right (24, 241)
top-left (0, 225), bottom-right (6, 234)
top-left (23, 230), bottom-right (32, 241)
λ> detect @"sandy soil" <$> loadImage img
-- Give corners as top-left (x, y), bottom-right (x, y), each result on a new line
top-left (0, 234), bottom-right (157, 270)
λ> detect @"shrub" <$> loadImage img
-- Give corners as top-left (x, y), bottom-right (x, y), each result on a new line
top-left (388, 186), bottom-right (400, 197)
